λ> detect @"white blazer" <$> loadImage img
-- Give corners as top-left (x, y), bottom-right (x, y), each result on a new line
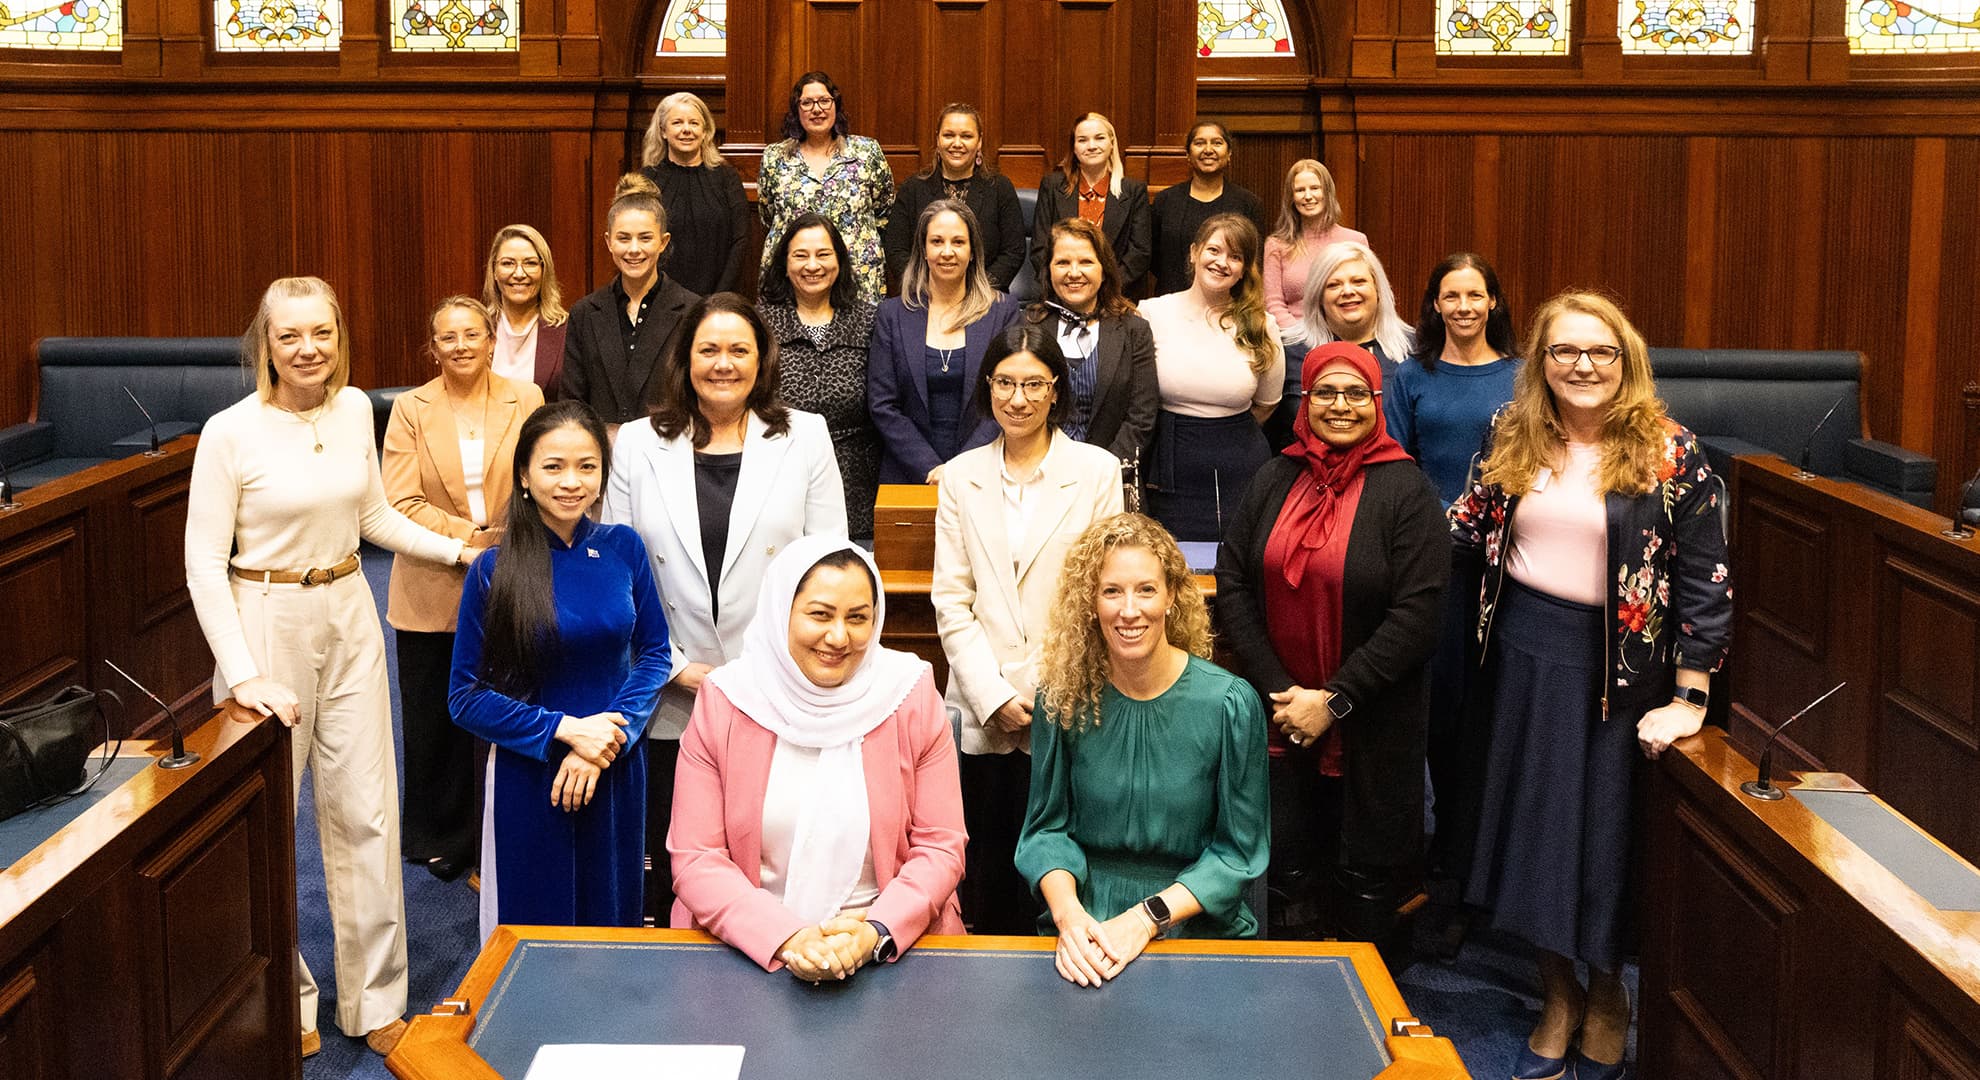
top-left (604, 409), bottom-right (848, 739)
top-left (932, 432), bottom-right (1125, 756)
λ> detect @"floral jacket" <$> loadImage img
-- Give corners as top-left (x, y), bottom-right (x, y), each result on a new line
top-left (1448, 416), bottom-right (1734, 718)
top-left (757, 134), bottom-right (896, 304)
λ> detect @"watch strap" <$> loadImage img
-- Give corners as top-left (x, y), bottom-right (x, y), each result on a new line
top-left (866, 920), bottom-right (896, 964)
top-left (1674, 686), bottom-right (1709, 709)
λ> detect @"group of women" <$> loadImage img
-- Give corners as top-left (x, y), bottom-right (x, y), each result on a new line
top-left (177, 77), bottom-right (1735, 1080)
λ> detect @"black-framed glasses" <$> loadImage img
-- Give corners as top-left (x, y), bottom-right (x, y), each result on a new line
top-left (1545, 344), bottom-right (1623, 366)
top-left (987, 375), bottom-right (1057, 400)
top-left (798, 97), bottom-right (835, 113)
top-left (1295, 386), bottom-right (1378, 406)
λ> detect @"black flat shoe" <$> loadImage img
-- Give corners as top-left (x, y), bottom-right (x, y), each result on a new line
top-left (424, 856), bottom-right (468, 882)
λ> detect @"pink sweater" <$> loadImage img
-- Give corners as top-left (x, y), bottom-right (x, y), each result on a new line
top-left (1262, 223), bottom-right (1371, 335)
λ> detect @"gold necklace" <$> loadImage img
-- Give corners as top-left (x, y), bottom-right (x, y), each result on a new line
top-left (445, 382), bottom-right (488, 439)
top-left (281, 395), bottom-right (331, 453)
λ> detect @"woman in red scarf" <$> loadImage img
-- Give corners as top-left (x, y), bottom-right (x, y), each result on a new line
top-left (1213, 342), bottom-right (1447, 957)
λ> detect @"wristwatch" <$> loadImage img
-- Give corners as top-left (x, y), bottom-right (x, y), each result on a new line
top-left (1673, 686), bottom-right (1710, 710)
top-left (867, 920), bottom-right (897, 964)
top-left (1140, 895), bottom-right (1174, 937)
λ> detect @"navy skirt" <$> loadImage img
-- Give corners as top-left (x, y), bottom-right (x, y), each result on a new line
top-left (1463, 579), bottom-right (1637, 972)
top-left (1145, 410), bottom-right (1270, 541)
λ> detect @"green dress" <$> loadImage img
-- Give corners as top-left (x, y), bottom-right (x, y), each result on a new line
top-left (1014, 654), bottom-right (1270, 938)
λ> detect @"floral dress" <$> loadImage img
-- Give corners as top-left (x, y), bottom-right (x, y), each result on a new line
top-left (758, 135), bottom-right (896, 303)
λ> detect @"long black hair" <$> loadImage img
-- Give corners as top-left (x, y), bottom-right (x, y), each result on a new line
top-left (759, 212), bottom-right (859, 310)
top-left (476, 399), bottom-right (611, 696)
top-left (1412, 252), bottom-right (1514, 369)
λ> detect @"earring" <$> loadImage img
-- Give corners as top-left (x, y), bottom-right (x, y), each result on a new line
top-left (521, 488), bottom-right (531, 500)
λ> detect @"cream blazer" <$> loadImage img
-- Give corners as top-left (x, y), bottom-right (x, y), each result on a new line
top-left (932, 432), bottom-right (1125, 755)
top-left (603, 409), bottom-right (847, 740)
top-left (382, 373), bottom-right (543, 632)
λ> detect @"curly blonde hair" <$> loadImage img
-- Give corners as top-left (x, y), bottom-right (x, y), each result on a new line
top-left (1037, 513), bottom-right (1213, 731)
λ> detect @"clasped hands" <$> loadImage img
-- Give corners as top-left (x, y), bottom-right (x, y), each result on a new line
top-left (1268, 685), bottom-right (1333, 748)
top-left (550, 711), bottom-right (629, 811)
top-left (1050, 902), bottom-right (1157, 988)
top-left (778, 916), bottom-right (880, 983)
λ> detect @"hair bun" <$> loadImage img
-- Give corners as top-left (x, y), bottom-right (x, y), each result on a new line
top-left (614, 172), bottom-right (662, 199)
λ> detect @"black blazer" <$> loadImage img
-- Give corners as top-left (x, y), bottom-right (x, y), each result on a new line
top-left (559, 276), bottom-right (700, 426)
top-left (1019, 304), bottom-right (1158, 465)
top-left (1028, 171), bottom-right (1152, 288)
top-left (1214, 456), bottom-right (1448, 867)
top-left (884, 172), bottom-right (1029, 291)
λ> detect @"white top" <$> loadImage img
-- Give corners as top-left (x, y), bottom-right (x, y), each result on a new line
top-left (758, 738), bottom-right (880, 914)
top-left (1054, 316), bottom-right (1097, 361)
top-left (1140, 292), bottom-right (1286, 418)
top-left (998, 441), bottom-right (1056, 576)
top-left (1506, 440), bottom-right (1608, 607)
top-left (459, 435), bottom-right (488, 525)
top-left (185, 386), bottom-right (466, 690)
top-left (493, 311), bottom-right (539, 384)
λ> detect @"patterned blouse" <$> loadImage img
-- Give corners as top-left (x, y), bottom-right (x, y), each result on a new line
top-left (758, 135), bottom-right (896, 304)
top-left (759, 300), bottom-right (882, 538)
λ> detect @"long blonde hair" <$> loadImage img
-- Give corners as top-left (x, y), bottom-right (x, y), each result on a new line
top-left (1193, 214), bottom-right (1276, 376)
top-left (1481, 291), bottom-right (1669, 498)
top-left (1037, 514), bottom-right (1213, 731)
top-left (481, 224), bottom-right (569, 327)
top-left (641, 92), bottom-right (726, 169)
top-left (1271, 158), bottom-right (1341, 250)
top-left (901, 199), bottom-right (997, 333)
top-left (243, 276), bottom-right (352, 403)
top-left (1301, 241), bottom-right (1413, 364)
top-left (1055, 112), bottom-right (1125, 198)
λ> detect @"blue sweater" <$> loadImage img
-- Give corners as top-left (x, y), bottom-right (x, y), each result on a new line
top-left (1383, 356), bottom-right (1519, 507)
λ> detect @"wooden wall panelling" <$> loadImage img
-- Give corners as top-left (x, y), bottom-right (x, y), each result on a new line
top-left (0, 959), bottom-right (58, 1080)
top-left (1709, 136), bottom-right (1807, 353)
top-left (1874, 552), bottom-right (1980, 864)
top-left (1820, 136), bottom-right (1915, 444)
top-left (0, 519), bottom-right (90, 707)
top-left (1936, 138), bottom-right (1980, 511)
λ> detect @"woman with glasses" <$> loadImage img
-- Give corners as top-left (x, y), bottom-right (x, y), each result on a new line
top-left (640, 91), bottom-right (752, 297)
top-left (1213, 343), bottom-right (1444, 955)
top-left (482, 225), bottom-right (569, 393)
top-left (1449, 292), bottom-right (1732, 1080)
top-left (885, 103), bottom-right (1028, 292)
top-left (758, 71), bottom-right (895, 303)
top-left (383, 297), bottom-right (543, 884)
top-left (932, 324), bottom-right (1124, 933)
top-left (1029, 112), bottom-right (1152, 288)
top-left (1025, 217), bottom-right (1158, 465)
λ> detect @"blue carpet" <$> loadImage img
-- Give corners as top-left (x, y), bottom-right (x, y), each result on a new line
top-left (297, 546), bottom-right (1634, 1078)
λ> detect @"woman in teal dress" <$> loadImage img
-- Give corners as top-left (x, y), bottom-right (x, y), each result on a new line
top-left (1015, 513), bottom-right (1269, 987)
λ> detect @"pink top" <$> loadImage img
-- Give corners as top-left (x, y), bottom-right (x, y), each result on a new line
top-left (1262, 223), bottom-right (1370, 334)
top-left (668, 674), bottom-right (968, 970)
top-left (1506, 441), bottom-right (1608, 607)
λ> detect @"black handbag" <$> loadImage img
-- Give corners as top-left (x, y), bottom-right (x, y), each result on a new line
top-left (0, 685), bottom-right (123, 823)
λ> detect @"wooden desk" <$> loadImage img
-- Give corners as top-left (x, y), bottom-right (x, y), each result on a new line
top-left (1640, 726), bottom-right (1980, 1080)
top-left (389, 927), bottom-right (1468, 1079)
top-left (0, 705), bottom-right (298, 1079)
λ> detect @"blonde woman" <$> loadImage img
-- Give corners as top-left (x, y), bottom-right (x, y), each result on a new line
top-left (1261, 160), bottom-right (1367, 349)
top-left (1301, 240), bottom-right (1412, 380)
top-left (640, 91), bottom-right (750, 296)
top-left (1015, 513), bottom-right (1268, 986)
top-left (1028, 112), bottom-right (1152, 286)
top-left (481, 224), bottom-right (569, 392)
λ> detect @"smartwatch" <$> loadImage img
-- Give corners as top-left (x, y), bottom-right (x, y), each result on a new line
top-left (1673, 686), bottom-right (1709, 710)
top-left (1325, 692), bottom-right (1354, 720)
top-left (867, 920), bottom-right (897, 964)
top-left (1140, 895), bottom-right (1174, 936)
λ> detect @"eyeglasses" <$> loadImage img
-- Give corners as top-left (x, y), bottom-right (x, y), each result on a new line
top-left (496, 257), bottom-right (542, 275)
top-left (988, 375), bottom-right (1057, 400)
top-left (1296, 386), bottom-right (1377, 406)
top-left (434, 330), bottom-right (489, 347)
top-left (798, 97), bottom-right (835, 113)
top-left (1545, 344), bottom-right (1623, 366)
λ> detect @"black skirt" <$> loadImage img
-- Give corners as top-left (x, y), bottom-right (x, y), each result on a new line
top-left (1145, 410), bottom-right (1270, 541)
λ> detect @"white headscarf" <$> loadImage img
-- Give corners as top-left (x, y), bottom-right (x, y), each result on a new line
top-left (705, 535), bottom-right (927, 923)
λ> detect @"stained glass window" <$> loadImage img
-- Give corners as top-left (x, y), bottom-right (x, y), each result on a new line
top-left (392, 0), bottom-right (515, 50)
top-left (0, 0), bottom-right (120, 50)
top-left (1620, 0), bottom-right (1753, 53)
top-left (213, 0), bottom-right (340, 51)
top-left (655, 0), bottom-right (723, 53)
top-left (1849, 0), bottom-right (1980, 53)
top-left (1437, 0), bottom-right (1571, 54)
top-left (1198, 0), bottom-right (1295, 56)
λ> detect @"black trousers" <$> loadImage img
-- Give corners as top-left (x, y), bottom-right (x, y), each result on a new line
top-left (644, 738), bottom-right (682, 925)
top-left (396, 630), bottom-right (480, 869)
top-left (959, 748), bottom-right (1039, 935)
top-left (1268, 754), bottom-right (1413, 960)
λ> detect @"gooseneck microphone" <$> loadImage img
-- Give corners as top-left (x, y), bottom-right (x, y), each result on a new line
top-left (123, 386), bottom-right (165, 457)
top-left (1741, 680), bottom-right (1846, 801)
top-left (1942, 461), bottom-right (1980, 541)
top-left (0, 451), bottom-right (16, 511)
top-left (104, 659), bottom-right (201, 770)
top-left (1792, 392), bottom-right (1851, 480)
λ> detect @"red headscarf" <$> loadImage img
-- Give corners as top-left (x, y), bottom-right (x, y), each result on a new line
top-left (1267, 342), bottom-right (1412, 589)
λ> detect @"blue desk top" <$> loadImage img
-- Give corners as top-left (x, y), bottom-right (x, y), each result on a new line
top-left (0, 756), bottom-right (149, 869)
top-left (471, 939), bottom-right (1392, 1079)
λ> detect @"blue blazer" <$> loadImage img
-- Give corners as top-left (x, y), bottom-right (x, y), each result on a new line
top-left (867, 292), bottom-right (1022, 484)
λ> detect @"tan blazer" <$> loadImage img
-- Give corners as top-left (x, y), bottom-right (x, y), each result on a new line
top-left (931, 432), bottom-right (1125, 756)
top-left (382, 373), bottom-right (544, 632)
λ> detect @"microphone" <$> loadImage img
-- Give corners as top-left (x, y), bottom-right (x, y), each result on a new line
top-left (1792, 392), bottom-right (1851, 480)
top-left (103, 659), bottom-right (201, 771)
top-left (1740, 680), bottom-right (1845, 801)
top-left (123, 386), bottom-right (165, 457)
top-left (1942, 461), bottom-right (1980, 540)
top-left (0, 450), bottom-right (16, 511)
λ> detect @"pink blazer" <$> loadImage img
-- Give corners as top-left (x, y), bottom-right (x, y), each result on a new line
top-left (668, 671), bottom-right (968, 970)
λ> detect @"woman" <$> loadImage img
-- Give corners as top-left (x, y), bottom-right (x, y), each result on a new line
top-left (758, 213), bottom-right (881, 537)
top-left (670, 536), bottom-right (967, 978)
top-left (605, 293), bottom-right (847, 921)
top-left (1029, 112), bottom-right (1152, 288)
top-left (1015, 513), bottom-right (1268, 986)
top-left (1213, 343), bottom-right (1445, 957)
top-left (450, 400), bottom-right (672, 941)
top-left (184, 276), bottom-right (477, 1058)
top-left (640, 91), bottom-right (751, 297)
top-left (481, 224), bottom-right (570, 393)
top-left (884, 103), bottom-right (1028, 291)
top-left (1026, 216), bottom-right (1159, 464)
top-left (1450, 292), bottom-right (1732, 1080)
top-left (868, 199), bottom-right (1021, 484)
top-left (932, 325), bottom-right (1125, 934)
top-left (1300, 240), bottom-right (1412, 382)
top-left (1149, 120), bottom-right (1266, 297)
top-left (1139, 213), bottom-right (1284, 541)
top-left (383, 296), bottom-right (544, 883)
top-left (757, 71), bottom-right (895, 302)
top-left (1261, 160), bottom-right (1367, 350)
top-left (561, 173), bottom-right (701, 429)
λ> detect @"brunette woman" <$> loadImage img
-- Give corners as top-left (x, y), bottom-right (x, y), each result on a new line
top-left (561, 173), bottom-right (701, 429)
top-left (885, 103), bottom-right (1027, 291)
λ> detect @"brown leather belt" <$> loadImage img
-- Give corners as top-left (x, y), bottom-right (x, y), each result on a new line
top-left (231, 552), bottom-right (361, 586)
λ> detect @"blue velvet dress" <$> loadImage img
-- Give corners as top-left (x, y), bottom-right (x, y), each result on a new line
top-left (450, 516), bottom-right (671, 928)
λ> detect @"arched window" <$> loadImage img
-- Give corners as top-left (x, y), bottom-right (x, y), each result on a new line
top-left (1619, 0), bottom-right (1754, 53)
top-left (1436, 0), bottom-right (1571, 54)
top-left (0, 0), bottom-right (120, 49)
top-left (1197, 0), bottom-right (1296, 56)
top-left (655, 0), bottom-right (725, 53)
top-left (392, 0), bottom-right (518, 51)
top-left (1848, 0), bottom-right (1980, 52)
top-left (213, 0), bottom-right (341, 50)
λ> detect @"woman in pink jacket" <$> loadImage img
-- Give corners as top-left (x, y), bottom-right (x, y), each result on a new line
top-left (669, 534), bottom-right (967, 979)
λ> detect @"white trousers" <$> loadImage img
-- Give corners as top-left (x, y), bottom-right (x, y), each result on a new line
top-left (229, 568), bottom-right (409, 1037)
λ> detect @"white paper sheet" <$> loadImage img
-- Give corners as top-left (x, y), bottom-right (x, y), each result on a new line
top-left (522, 1043), bottom-right (745, 1080)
